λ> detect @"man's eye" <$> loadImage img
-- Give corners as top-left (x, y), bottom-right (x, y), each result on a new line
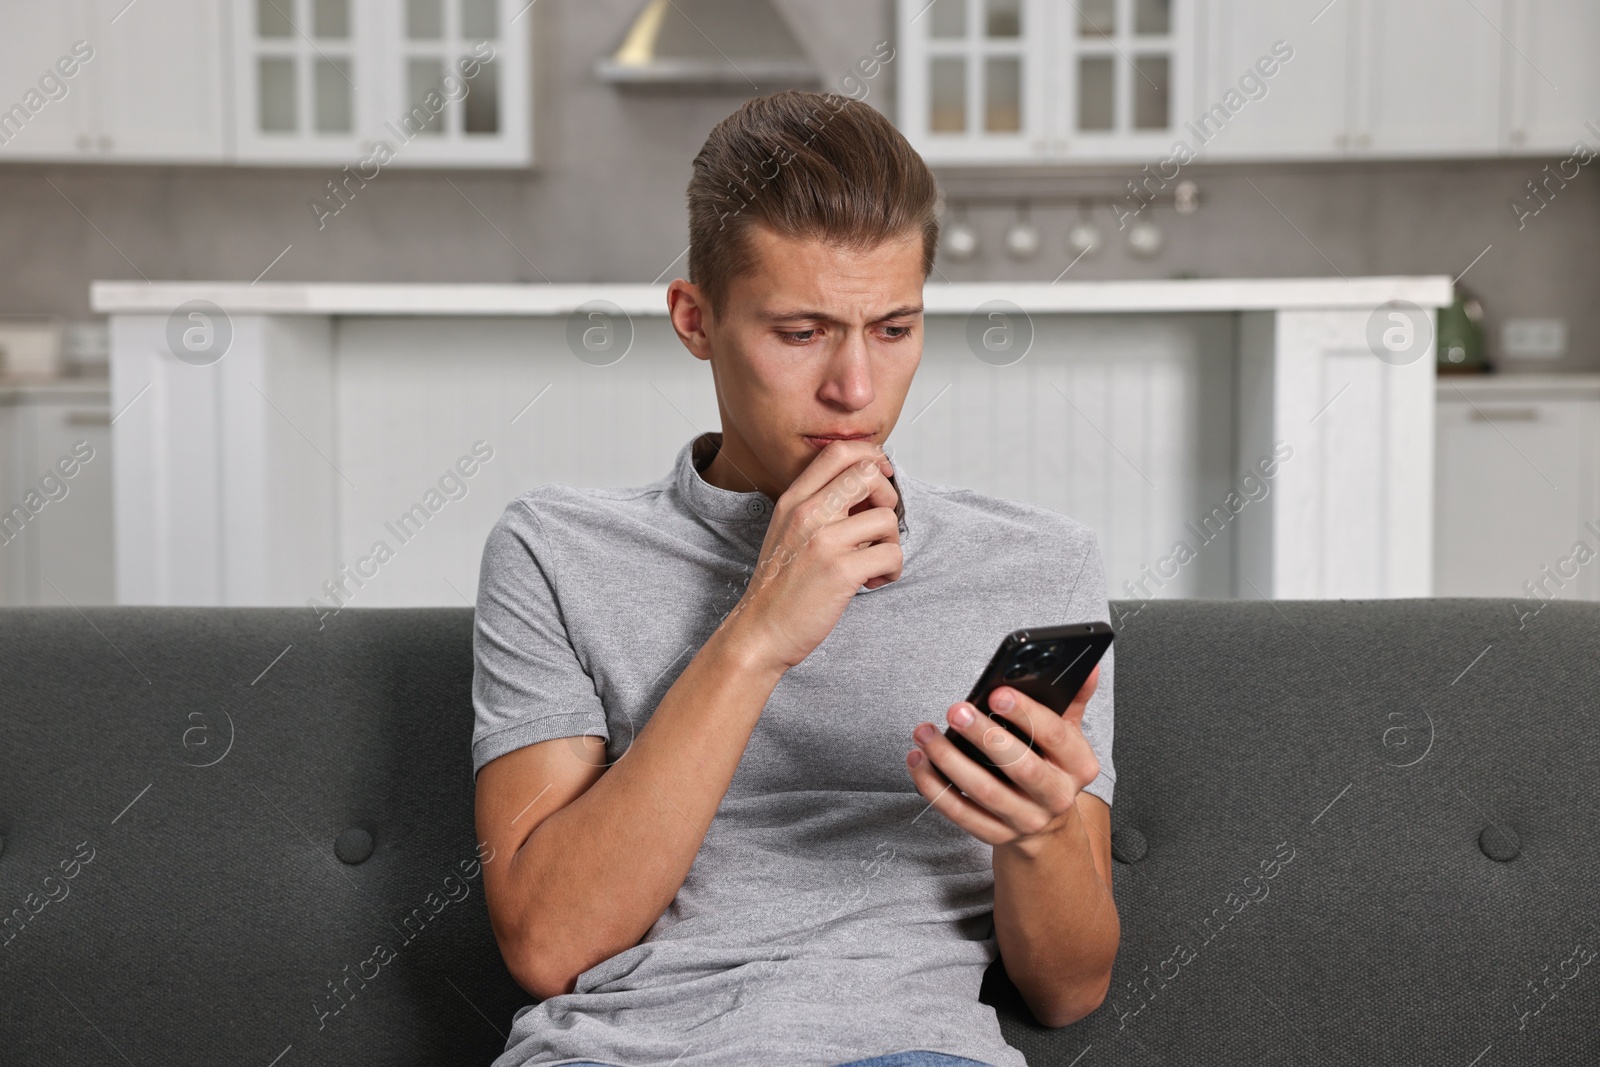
top-left (882, 325), bottom-right (912, 340)
top-left (781, 329), bottom-right (817, 343)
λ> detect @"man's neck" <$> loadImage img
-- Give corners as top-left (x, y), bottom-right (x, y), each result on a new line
top-left (699, 431), bottom-right (779, 501)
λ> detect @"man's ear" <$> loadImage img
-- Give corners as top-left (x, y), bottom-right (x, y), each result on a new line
top-left (667, 279), bottom-right (714, 362)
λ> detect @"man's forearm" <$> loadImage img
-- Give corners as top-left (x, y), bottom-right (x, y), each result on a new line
top-left (509, 622), bottom-right (785, 997)
top-left (991, 804), bottom-right (1120, 1027)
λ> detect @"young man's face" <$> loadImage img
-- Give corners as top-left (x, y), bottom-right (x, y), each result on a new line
top-left (669, 221), bottom-right (925, 495)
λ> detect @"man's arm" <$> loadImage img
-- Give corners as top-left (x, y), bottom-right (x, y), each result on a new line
top-left (905, 667), bottom-right (1119, 1028)
top-left (992, 791), bottom-right (1118, 1027)
top-left (477, 625), bottom-right (786, 1000)
top-left (476, 440), bottom-right (902, 1000)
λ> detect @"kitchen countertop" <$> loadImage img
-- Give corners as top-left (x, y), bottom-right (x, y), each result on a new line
top-left (90, 276), bottom-right (1456, 316)
top-left (1437, 373), bottom-right (1600, 399)
top-left (0, 376), bottom-right (110, 404)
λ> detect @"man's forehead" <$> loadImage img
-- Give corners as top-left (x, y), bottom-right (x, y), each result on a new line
top-left (735, 225), bottom-right (924, 319)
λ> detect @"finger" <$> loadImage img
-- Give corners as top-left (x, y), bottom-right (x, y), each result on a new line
top-left (946, 699), bottom-right (1079, 817)
top-left (1032, 651), bottom-right (1099, 729)
top-left (1055, 663), bottom-right (1100, 728)
top-left (985, 686), bottom-right (1101, 790)
top-left (911, 720), bottom-right (1047, 836)
top-left (905, 749), bottom-right (1015, 847)
top-left (819, 503), bottom-right (901, 552)
top-left (783, 439), bottom-right (897, 518)
top-left (821, 512), bottom-right (904, 589)
top-left (823, 457), bottom-right (899, 523)
top-left (846, 541), bottom-right (903, 590)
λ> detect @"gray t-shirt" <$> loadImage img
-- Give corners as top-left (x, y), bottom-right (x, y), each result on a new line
top-left (472, 430), bottom-right (1116, 1067)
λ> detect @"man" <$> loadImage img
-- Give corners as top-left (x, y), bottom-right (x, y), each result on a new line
top-left (472, 89), bottom-right (1118, 1067)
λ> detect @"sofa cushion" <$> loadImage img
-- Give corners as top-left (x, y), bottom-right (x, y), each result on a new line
top-left (0, 599), bottom-right (1596, 1065)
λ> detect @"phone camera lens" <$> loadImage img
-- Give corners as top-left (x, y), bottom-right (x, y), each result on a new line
top-left (1005, 642), bottom-right (1048, 680)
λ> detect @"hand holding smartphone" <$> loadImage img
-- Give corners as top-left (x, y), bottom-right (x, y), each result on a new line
top-left (944, 622), bottom-right (1114, 780)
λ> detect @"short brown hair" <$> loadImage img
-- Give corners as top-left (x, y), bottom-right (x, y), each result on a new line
top-left (686, 90), bottom-right (940, 320)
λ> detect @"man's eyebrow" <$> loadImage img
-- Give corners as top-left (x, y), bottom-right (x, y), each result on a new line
top-left (759, 304), bottom-right (924, 323)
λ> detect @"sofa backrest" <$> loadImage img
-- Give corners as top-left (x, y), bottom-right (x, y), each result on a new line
top-left (0, 600), bottom-right (1596, 1065)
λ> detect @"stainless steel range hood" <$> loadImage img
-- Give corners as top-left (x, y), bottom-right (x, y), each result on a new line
top-left (596, 0), bottom-right (820, 89)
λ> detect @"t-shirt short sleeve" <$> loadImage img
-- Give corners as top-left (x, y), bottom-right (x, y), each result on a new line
top-left (1063, 522), bottom-right (1116, 807)
top-left (471, 497), bottom-right (610, 779)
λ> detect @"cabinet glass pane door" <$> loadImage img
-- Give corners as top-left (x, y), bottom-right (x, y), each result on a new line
top-left (930, 0), bottom-right (966, 38)
top-left (315, 58), bottom-right (354, 131)
top-left (233, 0), bottom-right (528, 165)
top-left (902, 0), bottom-right (1191, 162)
top-left (917, 0), bottom-right (1032, 150)
top-left (931, 57), bottom-right (967, 131)
top-left (258, 57), bottom-right (296, 131)
top-left (313, 0), bottom-right (351, 36)
top-left (1132, 54), bottom-right (1169, 128)
top-left (1077, 0), bottom-right (1115, 36)
top-left (1078, 56), bottom-right (1113, 129)
top-left (250, 0), bottom-right (356, 139)
top-left (406, 59), bottom-right (447, 134)
top-left (1065, 0), bottom-right (1176, 144)
top-left (1134, 0), bottom-right (1170, 34)
top-left (985, 56), bottom-right (1021, 131)
top-left (985, 0), bottom-right (1021, 36)
top-left (400, 0), bottom-right (503, 141)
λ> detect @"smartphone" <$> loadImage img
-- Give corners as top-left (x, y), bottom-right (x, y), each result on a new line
top-left (942, 622), bottom-right (1114, 781)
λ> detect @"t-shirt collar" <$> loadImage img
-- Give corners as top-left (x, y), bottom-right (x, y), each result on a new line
top-left (675, 431), bottom-right (910, 542)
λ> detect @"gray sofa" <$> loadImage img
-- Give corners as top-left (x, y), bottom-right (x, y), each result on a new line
top-left (1, 599), bottom-right (1596, 1065)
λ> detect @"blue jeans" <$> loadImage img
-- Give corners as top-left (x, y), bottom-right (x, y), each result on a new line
top-left (557, 1056), bottom-right (993, 1067)
top-left (835, 1054), bottom-right (996, 1067)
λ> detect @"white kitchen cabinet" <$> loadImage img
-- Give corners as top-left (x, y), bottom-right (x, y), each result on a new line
top-left (903, 0), bottom-right (1600, 164)
top-left (0, 381), bottom-right (114, 608)
top-left (230, 0), bottom-right (532, 167)
top-left (898, 0), bottom-right (1196, 165)
top-left (0, 0), bottom-right (530, 166)
top-left (0, 2), bottom-right (95, 160)
top-left (86, 0), bottom-right (229, 161)
top-left (0, 0), bottom-right (225, 163)
top-left (898, 0), bottom-right (1047, 165)
top-left (1350, 0), bottom-right (1504, 158)
top-left (1195, 0), bottom-right (1351, 160)
top-left (1502, 0), bottom-right (1600, 154)
top-left (1434, 375), bottom-right (1600, 601)
top-left (1205, 0), bottom-right (1503, 161)
top-left (229, 0), bottom-right (368, 163)
top-left (1050, 0), bottom-right (1194, 163)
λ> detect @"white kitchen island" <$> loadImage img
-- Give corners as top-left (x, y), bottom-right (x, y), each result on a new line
top-left (92, 277), bottom-right (1451, 609)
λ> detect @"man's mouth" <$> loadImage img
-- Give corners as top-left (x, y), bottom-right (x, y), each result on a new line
top-left (802, 432), bottom-right (875, 449)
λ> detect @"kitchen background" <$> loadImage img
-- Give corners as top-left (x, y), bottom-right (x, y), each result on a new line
top-left (2, 0), bottom-right (1597, 610)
